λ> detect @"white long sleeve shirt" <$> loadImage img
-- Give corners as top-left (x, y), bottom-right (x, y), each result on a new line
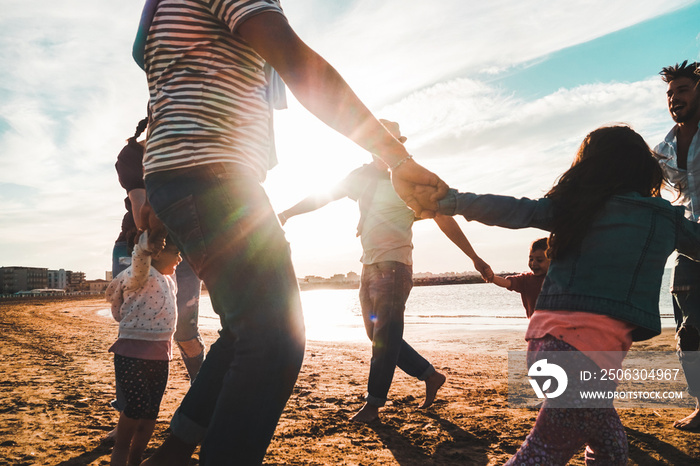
top-left (654, 122), bottom-right (700, 222)
top-left (106, 233), bottom-right (177, 342)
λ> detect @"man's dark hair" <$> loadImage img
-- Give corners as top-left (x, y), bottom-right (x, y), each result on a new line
top-left (660, 60), bottom-right (700, 84)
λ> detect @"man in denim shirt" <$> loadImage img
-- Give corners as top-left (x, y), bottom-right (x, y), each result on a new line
top-left (654, 60), bottom-right (700, 430)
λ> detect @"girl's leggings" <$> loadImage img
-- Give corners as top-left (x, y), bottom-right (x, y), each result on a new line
top-left (506, 336), bottom-right (628, 466)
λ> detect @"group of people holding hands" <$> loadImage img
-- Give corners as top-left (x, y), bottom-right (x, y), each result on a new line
top-left (104, 1), bottom-right (700, 464)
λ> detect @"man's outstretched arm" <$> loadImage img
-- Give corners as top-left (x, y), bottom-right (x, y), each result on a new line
top-left (278, 188), bottom-right (346, 226)
top-left (433, 214), bottom-right (493, 282)
top-left (238, 13), bottom-right (447, 217)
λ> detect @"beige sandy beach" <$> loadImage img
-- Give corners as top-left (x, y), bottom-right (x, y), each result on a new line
top-left (1, 297), bottom-right (699, 465)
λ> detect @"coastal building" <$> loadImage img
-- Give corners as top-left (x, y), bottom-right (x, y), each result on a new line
top-left (0, 267), bottom-right (49, 294)
top-left (329, 274), bottom-right (346, 283)
top-left (66, 271), bottom-right (86, 292)
top-left (46, 269), bottom-right (87, 291)
top-left (297, 272), bottom-right (360, 290)
top-left (87, 279), bottom-right (109, 293)
top-left (48, 269), bottom-right (68, 290)
top-left (300, 275), bottom-right (326, 285)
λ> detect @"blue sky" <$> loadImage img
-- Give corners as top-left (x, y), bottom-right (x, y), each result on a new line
top-left (1, 0), bottom-right (699, 280)
top-left (495, 3), bottom-right (700, 97)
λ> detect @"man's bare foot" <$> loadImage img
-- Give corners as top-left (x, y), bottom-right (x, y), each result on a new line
top-left (673, 406), bottom-right (700, 430)
top-left (140, 433), bottom-right (197, 466)
top-left (350, 403), bottom-right (379, 423)
top-left (420, 371), bottom-right (446, 409)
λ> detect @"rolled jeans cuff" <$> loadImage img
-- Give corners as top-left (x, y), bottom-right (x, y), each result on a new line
top-left (678, 349), bottom-right (700, 398)
top-left (365, 393), bottom-right (387, 407)
top-left (170, 407), bottom-right (207, 445)
top-left (418, 364), bottom-right (436, 381)
top-left (365, 365), bottom-right (436, 407)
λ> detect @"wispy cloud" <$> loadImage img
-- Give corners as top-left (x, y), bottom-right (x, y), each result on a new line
top-left (285, 0), bottom-right (694, 103)
top-left (379, 77), bottom-right (668, 194)
top-left (0, 1), bottom-right (147, 276)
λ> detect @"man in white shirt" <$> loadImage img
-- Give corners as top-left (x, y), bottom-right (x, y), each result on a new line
top-left (279, 120), bottom-right (493, 423)
top-left (654, 60), bottom-right (700, 430)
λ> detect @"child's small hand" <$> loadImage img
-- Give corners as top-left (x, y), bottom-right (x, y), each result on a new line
top-left (473, 258), bottom-right (494, 283)
top-left (136, 230), bottom-right (154, 255)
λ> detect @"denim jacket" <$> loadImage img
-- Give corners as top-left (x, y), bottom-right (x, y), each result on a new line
top-left (438, 190), bottom-right (700, 341)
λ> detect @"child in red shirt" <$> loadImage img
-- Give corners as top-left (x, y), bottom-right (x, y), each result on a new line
top-left (491, 238), bottom-right (550, 318)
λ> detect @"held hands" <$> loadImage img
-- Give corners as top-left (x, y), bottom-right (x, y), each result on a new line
top-left (390, 158), bottom-right (448, 218)
top-left (139, 201), bottom-right (168, 254)
top-left (473, 258), bottom-right (494, 283)
top-left (135, 230), bottom-right (153, 255)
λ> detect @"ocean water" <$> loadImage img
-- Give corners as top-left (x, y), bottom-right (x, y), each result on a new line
top-left (198, 270), bottom-right (676, 343)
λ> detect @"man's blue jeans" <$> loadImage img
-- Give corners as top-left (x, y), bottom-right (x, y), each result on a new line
top-left (112, 241), bottom-right (130, 279)
top-left (172, 258), bottom-right (206, 381)
top-left (359, 261), bottom-right (434, 406)
top-left (145, 163), bottom-right (305, 465)
top-left (671, 255), bottom-right (700, 399)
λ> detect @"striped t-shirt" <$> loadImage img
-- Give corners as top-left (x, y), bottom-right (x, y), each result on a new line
top-left (143, 0), bottom-right (284, 181)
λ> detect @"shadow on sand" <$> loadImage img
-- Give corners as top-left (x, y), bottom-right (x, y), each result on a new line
top-left (626, 426), bottom-right (699, 465)
top-left (367, 410), bottom-right (491, 465)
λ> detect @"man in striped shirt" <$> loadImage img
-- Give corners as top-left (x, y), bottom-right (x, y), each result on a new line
top-left (136, 1), bottom-right (448, 464)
